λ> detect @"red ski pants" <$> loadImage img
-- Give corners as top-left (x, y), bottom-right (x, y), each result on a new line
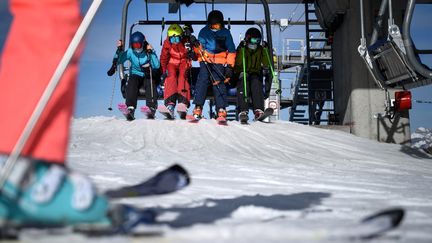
top-left (163, 62), bottom-right (191, 107)
top-left (0, 0), bottom-right (80, 164)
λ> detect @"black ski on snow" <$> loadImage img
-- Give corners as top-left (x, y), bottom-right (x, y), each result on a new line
top-left (255, 108), bottom-right (274, 122)
top-left (350, 207), bottom-right (404, 240)
top-left (105, 164), bottom-right (190, 198)
top-left (76, 164), bottom-right (190, 236)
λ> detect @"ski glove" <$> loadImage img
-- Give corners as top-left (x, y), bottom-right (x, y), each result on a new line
top-left (107, 63), bottom-right (117, 76)
top-left (224, 65), bottom-right (234, 79)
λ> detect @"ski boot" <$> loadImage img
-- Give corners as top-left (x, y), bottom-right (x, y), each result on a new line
top-left (254, 109), bottom-right (264, 120)
top-left (147, 107), bottom-right (156, 119)
top-left (166, 104), bottom-right (175, 118)
top-left (0, 156), bottom-right (111, 231)
top-left (239, 111), bottom-right (248, 124)
top-left (126, 106), bottom-right (135, 121)
top-left (193, 105), bottom-right (203, 120)
top-left (176, 103), bottom-right (188, 120)
top-left (216, 108), bottom-right (227, 124)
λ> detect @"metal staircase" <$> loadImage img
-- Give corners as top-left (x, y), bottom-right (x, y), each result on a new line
top-left (289, 2), bottom-right (335, 125)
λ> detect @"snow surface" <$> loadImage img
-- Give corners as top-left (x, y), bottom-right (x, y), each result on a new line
top-left (20, 117), bottom-right (432, 242)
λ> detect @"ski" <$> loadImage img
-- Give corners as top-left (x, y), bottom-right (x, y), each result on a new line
top-left (74, 205), bottom-right (157, 236)
top-left (158, 105), bottom-right (174, 120)
top-left (216, 116), bottom-right (227, 126)
top-left (256, 108), bottom-right (274, 122)
top-left (348, 207), bottom-right (405, 240)
top-left (176, 103), bottom-right (188, 120)
top-left (74, 164), bottom-right (190, 236)
top-left (118, 103), bottom-right (135, 121)
top-left (186, 114), bottom-right (201, 123)
top-left (140, 106), bottom-right (155, 119)
top-left (105, 164), bottom-right (190, 198)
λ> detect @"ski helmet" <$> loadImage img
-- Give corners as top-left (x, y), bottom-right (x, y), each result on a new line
top-left (244, 28), bottom-right (262, 44)
top-left (167, 24), bottom-right (183, 37)
top-left (207, 10), bottom-right (224, 25)
top-left (130, 31), bottom-right (146, 49)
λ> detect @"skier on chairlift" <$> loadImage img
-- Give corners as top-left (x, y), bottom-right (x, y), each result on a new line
top-left (113, 31), bottom-right (160, 120)
top-left (191, 10), bottom-right (236, 121)
top-left (234, 27), bottom-right (272, 123)
top-left (159, 24), bottom-right (196, 119)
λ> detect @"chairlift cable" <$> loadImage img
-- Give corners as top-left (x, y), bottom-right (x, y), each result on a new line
top-left (287, 2), bottom-right (301, 24)
top-left (414, 99), bottom-right (432, 104)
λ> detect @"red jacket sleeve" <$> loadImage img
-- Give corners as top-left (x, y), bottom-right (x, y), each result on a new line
top-left (160, 39), bottom-right (171, 74)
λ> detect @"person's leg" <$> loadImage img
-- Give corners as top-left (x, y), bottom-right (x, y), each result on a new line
top-left (0, 0), bottom-right (81, 163)
top-left (212, 64), bottom-right (228, 111)
top-left (164, 63), bottom-right (178, 107)
top-left (125, 75), bottom-right (141, 109)
top-left (0, 0), bottom-right (109, 226)
top-left (249, 74), bottom-right (265, 111)
top-left (236, 75), bottom-right (249, 112)
top-left (177, 62), bottom-right (191, 107)
top-left (193, 62), bottom-right (210, 108)
top-left (144, 74), bottom-right (158, 110)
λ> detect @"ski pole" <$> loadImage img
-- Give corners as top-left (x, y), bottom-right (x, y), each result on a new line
top-left (148, 64), bottom-right (155, 106)
top-left (263, 46), bottom-right (281, 94)
top-left (0, 0), bottom-right (104, 189)
top-left (108, 74), bottom-right (117, 111)
top-left (197, 46), bottom-right (230, 84)
top-left (196, 48), bottom-right (226, 106)
top-left (241, 46), bottom-right (248, 102)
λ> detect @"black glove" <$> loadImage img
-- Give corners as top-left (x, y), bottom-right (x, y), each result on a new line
top-left (107, 63), bottom-right (117, 76)
top-left (224, 66), bottom-right (234, 79)
top-left (190, 35), bottom-right (200, 47)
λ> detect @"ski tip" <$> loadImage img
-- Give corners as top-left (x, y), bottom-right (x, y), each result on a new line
top-left (362, 207), bottom-right (405, 228)
top-left (169, 164), bottom-right (191, 185)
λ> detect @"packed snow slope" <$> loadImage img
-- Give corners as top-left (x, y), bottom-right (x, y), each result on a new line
top-left (24, 117), bottom-right (432, 242)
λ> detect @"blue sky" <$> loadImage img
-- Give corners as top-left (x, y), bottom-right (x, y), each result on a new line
top-left (0, 1), bottom-right (430, 131)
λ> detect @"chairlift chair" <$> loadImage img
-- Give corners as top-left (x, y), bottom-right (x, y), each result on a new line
top-left (116, 0), bottom-right (278, 119)
top-left (358, 0), bottom-right (432, 90)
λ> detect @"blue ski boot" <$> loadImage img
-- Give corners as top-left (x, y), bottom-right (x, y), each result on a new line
top-left (0, 156), bottom-right (110, 229)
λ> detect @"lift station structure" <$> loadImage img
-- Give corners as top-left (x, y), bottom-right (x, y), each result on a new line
top-left (118, 0), bottom-right (432, 145)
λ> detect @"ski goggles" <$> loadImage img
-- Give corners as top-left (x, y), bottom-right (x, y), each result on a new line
top-left (131, 42), bottom-right (143, 49)
top-left (169, 36), bottom-right (181, 44)
top-left (210, 23), bottom-right (222, 30)
top-left (249, 37), bottom-right (261, 44)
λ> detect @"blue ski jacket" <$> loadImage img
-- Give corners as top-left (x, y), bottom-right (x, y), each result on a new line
top-left (115, 48), bottom-right (160, 77)
top-left (197, 26), bottom-right (236, 66)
